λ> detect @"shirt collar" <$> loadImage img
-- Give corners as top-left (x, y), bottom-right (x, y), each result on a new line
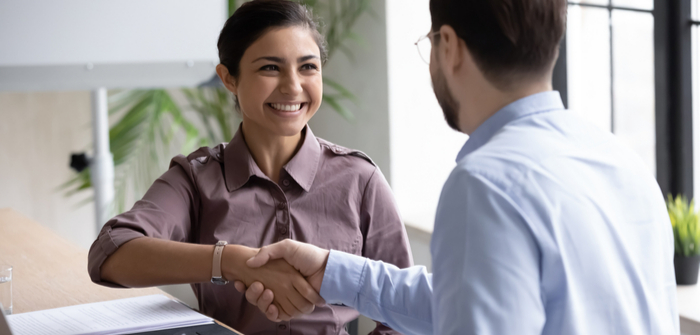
top-left (456, 90), bottom-right (565, 162)
top-left (283, 126), bottom-right (321, 192)
top-left (224, 125), bottom-right (321, 192)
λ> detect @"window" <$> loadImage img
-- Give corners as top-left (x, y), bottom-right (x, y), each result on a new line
top-left (693, 0), bottom-right (700, 196)
top-left (565, 1), bottom-right (656, 175)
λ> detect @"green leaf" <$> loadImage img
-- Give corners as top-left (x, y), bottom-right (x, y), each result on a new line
top-left (323, 94), bottom-right (354, 121)
top-left (323, 77), bottom-right (358, 103)
top-left (667, 194), bottom-right (700, 256)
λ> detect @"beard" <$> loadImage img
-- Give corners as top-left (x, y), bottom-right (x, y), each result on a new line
top-left (431, 65), bottom-right (461, 132)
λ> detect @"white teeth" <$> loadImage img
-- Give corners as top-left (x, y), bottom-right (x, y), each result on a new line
top-left (270, 103), bottom-right (302, 111)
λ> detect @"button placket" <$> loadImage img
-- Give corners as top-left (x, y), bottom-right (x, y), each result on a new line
top-left (275, 190), bottom-right (290, 238)
top-left (276, 207), bottom-right (289, 237)
top-left (278, 225), bottom-right (288, 235)
top-left (276, 321), bottom-right (291, 335)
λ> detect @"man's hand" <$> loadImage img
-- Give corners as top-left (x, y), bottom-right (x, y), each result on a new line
top-left (234, 239), bottom-right (331, 321)
top-left (222, 244), bottom-right (324, 321)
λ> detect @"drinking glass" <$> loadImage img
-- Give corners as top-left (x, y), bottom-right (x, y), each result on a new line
top-left (0, 265), bottom-right (12, 315)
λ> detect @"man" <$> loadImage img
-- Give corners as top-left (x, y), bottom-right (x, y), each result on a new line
top-left (235, 0), bottom-right (680, 333)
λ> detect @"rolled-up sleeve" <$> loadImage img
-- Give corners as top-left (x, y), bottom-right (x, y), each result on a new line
top-left (359, 167), bottom-right (414, 334)
top-left (87, 155), bottom-right (200, 287)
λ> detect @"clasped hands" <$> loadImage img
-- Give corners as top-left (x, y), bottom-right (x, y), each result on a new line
top-left (224, 239), bottom-right (329, 322)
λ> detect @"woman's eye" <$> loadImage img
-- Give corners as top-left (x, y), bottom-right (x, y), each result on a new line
top-left (301, 63), bottom-right (318, 71)
top-left (260, 64), bottom-right (279, 71)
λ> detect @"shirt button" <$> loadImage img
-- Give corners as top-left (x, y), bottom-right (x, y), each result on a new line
top-left (278, 324), bottom-right (287, 330)
top-left (278, 226), bottom-right (288, 234)
top-left (282, 179), bottom-right (290, 187)
top-left (277, 202), bottom-right (286, 210)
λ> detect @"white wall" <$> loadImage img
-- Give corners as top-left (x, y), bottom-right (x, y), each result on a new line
top-left (0, 91), bottom-right (95, 249)
top-left (386, 0), bottom-right (468, 233)
top-left (308, 1), bottom-right (392, 181)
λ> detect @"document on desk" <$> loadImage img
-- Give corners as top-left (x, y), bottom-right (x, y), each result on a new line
top-left (6, 294), bottom-right (213, 335)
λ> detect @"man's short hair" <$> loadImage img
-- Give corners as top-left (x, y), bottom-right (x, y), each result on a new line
top-left (430, 0), bottom-right (567, 89)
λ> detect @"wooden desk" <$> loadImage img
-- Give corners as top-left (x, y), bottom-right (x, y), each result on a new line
top-left (0, 208), bottom-right (241, 334)
top-left (0, 208), bottom-right (169, 313)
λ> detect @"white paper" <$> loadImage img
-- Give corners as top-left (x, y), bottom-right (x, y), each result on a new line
top-left (7, 294), bottom-right (212, 335)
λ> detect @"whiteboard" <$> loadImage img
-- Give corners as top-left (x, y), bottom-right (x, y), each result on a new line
top-left (0, 0), bottom-right (227, 90)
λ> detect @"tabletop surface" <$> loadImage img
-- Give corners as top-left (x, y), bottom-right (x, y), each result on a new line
top-left (0, 208), bottom-right (244, 334)
top-left (0, 208), bottom-right (170, 314)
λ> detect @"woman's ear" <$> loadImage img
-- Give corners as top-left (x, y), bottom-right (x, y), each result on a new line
top-left (216, 64), bottom-right (238, 95)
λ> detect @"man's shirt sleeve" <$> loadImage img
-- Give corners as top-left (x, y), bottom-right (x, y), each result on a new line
top-left (320, 250), bottom-right (434, 335)
top-left (431, 166), bottom-right (545, 334)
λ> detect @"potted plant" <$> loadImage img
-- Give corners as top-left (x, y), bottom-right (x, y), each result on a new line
top-left (667, 194), bottom-right (700, 285)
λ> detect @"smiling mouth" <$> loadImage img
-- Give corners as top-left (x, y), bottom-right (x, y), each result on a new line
top-left (267, 103), bottom-right (306, 112)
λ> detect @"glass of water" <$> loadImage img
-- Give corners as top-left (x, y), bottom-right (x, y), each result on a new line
top-left (0, 265), bottom-right (11, 315)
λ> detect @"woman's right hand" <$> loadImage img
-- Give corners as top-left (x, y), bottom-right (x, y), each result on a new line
top-left (221, 244), bottom-right (323, 321)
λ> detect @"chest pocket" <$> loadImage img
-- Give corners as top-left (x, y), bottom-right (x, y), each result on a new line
top-left (291, 207), bottom-right (363, 256)
top-left (212, 217), bottom-right (265, 248)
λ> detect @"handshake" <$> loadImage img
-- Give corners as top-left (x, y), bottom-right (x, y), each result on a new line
top-left (225, 239), bottom-right (330, 322)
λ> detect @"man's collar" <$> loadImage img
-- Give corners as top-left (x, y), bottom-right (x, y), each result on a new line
top-left (224, 125), bottom-right (321, 192)
top-left (456, 90), bottom-right (565, 162)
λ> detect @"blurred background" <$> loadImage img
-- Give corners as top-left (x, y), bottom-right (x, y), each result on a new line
top-left (1, 0), bottom-right (699, 333)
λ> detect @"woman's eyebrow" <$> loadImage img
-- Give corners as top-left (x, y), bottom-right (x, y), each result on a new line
top-left (252, 55), bottom-right (319, 63)
top-left (298, 55), bottom-right (319, 62)
top-left (252, 56), bottom-right (283, 63)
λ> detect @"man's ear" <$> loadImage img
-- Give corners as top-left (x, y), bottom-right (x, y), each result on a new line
top-left (437, 25), bottom-right (465, 75)
top-left (216, 64), bottom-right (238, 95)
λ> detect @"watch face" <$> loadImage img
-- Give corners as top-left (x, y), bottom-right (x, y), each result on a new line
top-left (211, 277), bottom-right (228, 285)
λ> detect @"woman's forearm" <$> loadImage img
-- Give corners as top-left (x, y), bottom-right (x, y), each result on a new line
top-left (100, 237), bottom-right (253, 288)
top-left (101, 237), bottom-right (322, 319)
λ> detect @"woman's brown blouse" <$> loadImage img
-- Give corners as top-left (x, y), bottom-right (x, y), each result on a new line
top-left (87, 126), bottom-right (413, 335)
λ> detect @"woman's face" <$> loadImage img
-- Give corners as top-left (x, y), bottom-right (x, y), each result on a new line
top-left (228, 26), bottom-right (323, 138)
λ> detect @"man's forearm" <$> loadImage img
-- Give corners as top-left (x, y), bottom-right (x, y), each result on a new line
top-left (320, 250), bottom-right (434, 335)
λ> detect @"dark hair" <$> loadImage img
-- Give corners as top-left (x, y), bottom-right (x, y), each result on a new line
top-left (218, 0), bottom-right (327, 80)
top-left (430, 0), bottom-right (566, 88)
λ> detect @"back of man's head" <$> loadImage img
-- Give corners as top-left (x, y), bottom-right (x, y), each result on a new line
top-left (430, 0), bottom-right (567, 90)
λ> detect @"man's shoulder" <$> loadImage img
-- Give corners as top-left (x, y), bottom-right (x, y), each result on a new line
top-left (453, 145), bottom-right (530, 195)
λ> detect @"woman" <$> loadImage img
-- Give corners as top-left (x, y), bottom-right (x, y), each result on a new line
top-left (87, 1), bottom-right (412, 334)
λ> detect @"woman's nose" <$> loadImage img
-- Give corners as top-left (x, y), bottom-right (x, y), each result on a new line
top-left (279, 71), bottom-right (303, 96)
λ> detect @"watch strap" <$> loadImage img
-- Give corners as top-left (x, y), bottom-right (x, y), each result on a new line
top-left (211, 241), bottom-right (228, 285)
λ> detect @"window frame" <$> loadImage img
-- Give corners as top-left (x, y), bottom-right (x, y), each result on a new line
top-left (553, 0), bottom-right (694, 198)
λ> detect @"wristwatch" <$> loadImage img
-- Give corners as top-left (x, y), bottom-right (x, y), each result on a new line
top-left (211, 241), bottom-right (229, 285)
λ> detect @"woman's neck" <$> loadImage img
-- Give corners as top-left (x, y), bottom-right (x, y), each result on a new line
top-left (240, 121), bottom-right (304, 184)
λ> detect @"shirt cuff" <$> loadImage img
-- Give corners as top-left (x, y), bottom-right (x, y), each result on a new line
top-left (319, 249), bottom-right (368, 308)
top-left (87, 227), bottom-right (146, 287)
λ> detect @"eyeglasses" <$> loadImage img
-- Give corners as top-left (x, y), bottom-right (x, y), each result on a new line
top-left (414, 31), bottom-right (440, 64)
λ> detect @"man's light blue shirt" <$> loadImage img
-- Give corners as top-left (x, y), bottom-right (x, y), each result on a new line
top-left (320, 91), bottom-right (679, 334)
